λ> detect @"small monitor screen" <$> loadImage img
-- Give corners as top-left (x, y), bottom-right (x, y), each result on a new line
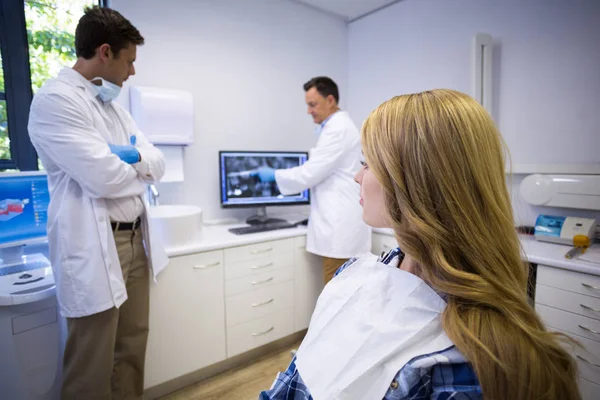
top-left (220, 151), bottom-right (309, 207)
top-left (0, 173), bottom-right (50, 246)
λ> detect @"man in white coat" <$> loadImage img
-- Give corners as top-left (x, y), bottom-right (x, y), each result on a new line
top-left (256, 77), bottom-right (371, 283)
top-left (27, 7), bottom-right (167, 399)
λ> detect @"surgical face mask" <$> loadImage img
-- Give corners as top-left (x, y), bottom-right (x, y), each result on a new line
top-left (90, 77), bottom-right (121, 103)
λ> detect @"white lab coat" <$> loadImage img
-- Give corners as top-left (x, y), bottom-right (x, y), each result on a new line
top-left (275, 111), bottom-right (371, 258)
top-left (28, 67), bottom-right (168, 318)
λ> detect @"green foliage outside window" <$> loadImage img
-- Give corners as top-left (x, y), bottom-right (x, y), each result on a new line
top-left (0, 0), bottom-right (96, 163)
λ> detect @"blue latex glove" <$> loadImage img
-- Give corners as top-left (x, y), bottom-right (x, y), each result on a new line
top-left (108, 144), bottom-right (140, 164)
top-left (252, 167), bottom-right (276, 183)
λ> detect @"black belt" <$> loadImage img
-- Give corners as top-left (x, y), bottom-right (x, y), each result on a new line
top-left (111, 217), bottom-right (141, 232)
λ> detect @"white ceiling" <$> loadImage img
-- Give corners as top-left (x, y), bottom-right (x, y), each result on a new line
top-left (291, 0), bottom-right (401, 22)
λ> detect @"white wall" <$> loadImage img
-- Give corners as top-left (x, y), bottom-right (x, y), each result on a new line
top-left (348, 0), bottom-right (600, 167)
top-left (110, 0), bottom-right (347, 220)
top-left (110, 0), bottom-right (599, 226)
top-left (348, 0), bottom-right (600, 225)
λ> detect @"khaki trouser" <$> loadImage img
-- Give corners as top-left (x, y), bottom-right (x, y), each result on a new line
top-left (323, 257), bottom-right (349, 284)
top-left (61, 226), bottom-right (150, 400)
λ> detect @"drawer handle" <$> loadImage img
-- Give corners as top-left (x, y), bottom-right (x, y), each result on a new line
top-left (250, 262), bottom-right (273, 270)
top-left (252, 326), bottom-right (274, 336)
top-left (578, 325), bottom-right (600, 336)
top-left (580, 304), bottom-right (600, 313)
top-left (577, 355), bottom-right (600, 369)
top-left (251, 298), bottom-right (274, 308)
top-left (581, 283), bottom-right (600, 292)
top-left (251, 247), bottom-right (273, 255)
top-left (251, 277), bottom-right (274, 285)
top-left (193, 262), bottom-right (220, 270)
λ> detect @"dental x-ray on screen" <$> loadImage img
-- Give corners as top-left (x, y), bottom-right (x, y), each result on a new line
top-left (219, 151), bottom-right (309, 207)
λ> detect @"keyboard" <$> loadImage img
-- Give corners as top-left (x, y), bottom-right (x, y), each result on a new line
top-left (229, 222), bottom-right (296, 235)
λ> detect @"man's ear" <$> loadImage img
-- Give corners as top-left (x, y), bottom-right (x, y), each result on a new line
top-left (327, 94), bottom-right (336, 106)
top-left (97, 43), bottom-right (111, 61)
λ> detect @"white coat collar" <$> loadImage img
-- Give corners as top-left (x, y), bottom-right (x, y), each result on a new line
top-left (57, 67), bottom-right (101, 99)
top-left (321, 109), bottom-right (346, 127)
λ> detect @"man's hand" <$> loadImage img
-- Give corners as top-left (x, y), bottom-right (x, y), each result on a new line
top-left (108, 144), bottom-right (140, 164)
top-left (251, 167), bottom-right (276, 183)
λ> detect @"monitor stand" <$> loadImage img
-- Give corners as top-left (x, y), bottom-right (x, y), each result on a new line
top-left (246, 207), bottom-right (287, 225)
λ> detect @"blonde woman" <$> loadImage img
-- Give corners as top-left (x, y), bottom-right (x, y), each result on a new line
top-left (260, 89), bottom-right (579, 400)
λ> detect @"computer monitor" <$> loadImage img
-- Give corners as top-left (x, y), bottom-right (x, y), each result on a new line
top-left (219, 151), bottom-right (309, 223)
top-left (0, 172), bottom-right (50, 249)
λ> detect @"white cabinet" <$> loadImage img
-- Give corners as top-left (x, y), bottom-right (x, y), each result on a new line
top-left (226, 309), bottom-right (295, 357)
top-left (535, 265), bottom-right (600, 399)
top-left (225, 281), bottom-right (294, 327)
top-left (225, 267), bottom-right (294, 297)
top-left (293, 236), bottom-right (324, 331)
top-left (144, 233), bottom-right (324, 390)
top-left (144, 250), bottom-right (226, 389)
top-left (224, 239), bottom-right (294, 267)
top-left (371, 231), bottom-right (398, 256)
top-left (580, 377), bottom-right (600, 400)
top-left (224, 238), bottom-right (296, 358)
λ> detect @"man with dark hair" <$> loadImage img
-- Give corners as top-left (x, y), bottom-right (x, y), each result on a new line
top-left (303, 76), bottom-right (340, 103)
top-left (255, 76), bottom-right (370, 283)
top-left (75, 6), bottom-right (145, 60)
top-left (28, 6), bottom-right (167, 399)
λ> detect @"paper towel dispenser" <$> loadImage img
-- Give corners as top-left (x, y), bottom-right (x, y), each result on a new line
top-left (129, 86), bottom-right (194, 145)
top-left (520, 174), bottom-right (600, 211)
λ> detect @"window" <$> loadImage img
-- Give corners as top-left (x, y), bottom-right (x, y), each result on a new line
top-left (0, 0), bottom-right (104, 171)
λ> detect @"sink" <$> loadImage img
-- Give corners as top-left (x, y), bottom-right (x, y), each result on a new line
top-left (149, 205), bottom-right (203, 249)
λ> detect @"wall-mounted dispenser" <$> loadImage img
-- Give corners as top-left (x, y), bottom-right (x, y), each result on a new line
top-left (129, 86), bottom-right (194, 182)
top-left (520, 174), bottom-right (600, 211)
top-left (130, 86), bottom-right (194, 146)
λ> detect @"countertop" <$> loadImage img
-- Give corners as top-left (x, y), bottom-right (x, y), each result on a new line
top-left (372, 228), bottom-right (600, 277)
top-left (164, 224), bottom-right (308, 257)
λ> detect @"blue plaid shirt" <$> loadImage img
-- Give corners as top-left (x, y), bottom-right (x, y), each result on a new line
top-left (259, 249), bottom-right (482, 400)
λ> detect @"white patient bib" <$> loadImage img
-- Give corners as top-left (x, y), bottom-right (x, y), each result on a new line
top-left (295, 253), bottom-right (453, 400)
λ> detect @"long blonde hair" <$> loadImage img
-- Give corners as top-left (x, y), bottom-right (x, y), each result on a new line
top-left (361, 89), bottom-right (579, 399)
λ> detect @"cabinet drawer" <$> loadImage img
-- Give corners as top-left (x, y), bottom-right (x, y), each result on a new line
top-left (224, 239), bottom-right (294, 264)
top-left (226, 309), bottom-right (294, 358)
top-left (225, 252), bottom-right (293, 281)
top-left (226, 281), bottom-right (294, 327)
top-left (536, 304), bottom-right (600, 343)
top-left (580, 377), bottom-right (600, 400)
top-left (573, 334), bottom-right (600, 385)
top-left (225, 267), bottom-right (294, 297)
top-left (536, 285), bottom-right (600, 321)
top-left (537, 266), bottom-right (600, 300)
top-left (556, 326), bottom-right (600, 386)
top-left (172, 249), bottom-right (223, 270)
